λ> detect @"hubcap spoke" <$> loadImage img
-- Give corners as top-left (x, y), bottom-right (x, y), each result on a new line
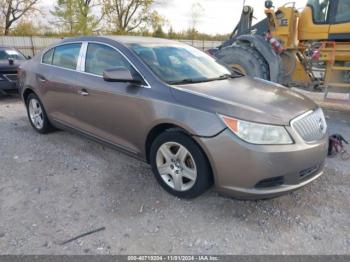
top-left (158, 164), bottom-right (172, 176)
top-left (37, 116), bottom-right (43, 126)
top-left (181, 166), bottom-right (197, 181)
top-left (176, 145), bottom-right (188, 162)
top-left (159, 146), bottom-right (173, 162)
top-left (173, 174), bottom-right (183, 191)
top-left (30, 100), bottom-right (35, 109)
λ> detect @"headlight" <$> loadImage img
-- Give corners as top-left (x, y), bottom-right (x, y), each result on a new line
top-left (220, 115), bottom-right (293, 145)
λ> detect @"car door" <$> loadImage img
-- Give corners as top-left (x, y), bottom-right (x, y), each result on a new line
top-left (73, 42), bottom-right (148, 154)
top-left (38, 43), bottom-right (82, 126)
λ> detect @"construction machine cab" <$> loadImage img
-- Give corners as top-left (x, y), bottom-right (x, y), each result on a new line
top-left (299, 0), bottom-right (350, 41)
top-left (215, 0), bottom-right (350, 91)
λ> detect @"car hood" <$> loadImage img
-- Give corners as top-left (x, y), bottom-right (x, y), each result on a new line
top-left (0, 60), bottom-right (24, 71)
top-left (170, 77), bottom-right (316, 126)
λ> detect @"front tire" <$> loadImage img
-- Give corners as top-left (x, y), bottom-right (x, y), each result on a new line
top-left (26, 93), bottom-right (54, 134)
top-left (216, 45), bottom-right (270, 80)
top-left (150, 131), bottom-right (212, 199)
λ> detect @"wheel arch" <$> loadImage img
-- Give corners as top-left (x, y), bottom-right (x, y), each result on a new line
top-left (235, 35), bottom-right (283, 83)
top-left (22, 87), bottom-right (36, 104)
top-left (145, 123), bottom-right (190, 163)
top-left (145, 123), bottom-right (216, 188)
top-left (144, 123), bottom-right (215, 183)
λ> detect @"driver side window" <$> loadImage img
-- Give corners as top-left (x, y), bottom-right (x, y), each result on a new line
top-left (85, 43), bottom-right (133, 76)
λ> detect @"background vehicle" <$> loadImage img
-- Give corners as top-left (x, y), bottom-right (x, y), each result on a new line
top-left (213, 0), bottom-right (350, 94)
top-left (0, 46), bottom-right (28, 95)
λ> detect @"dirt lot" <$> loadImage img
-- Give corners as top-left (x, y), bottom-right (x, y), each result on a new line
top-left (0, 96), bottom-right (349, 255)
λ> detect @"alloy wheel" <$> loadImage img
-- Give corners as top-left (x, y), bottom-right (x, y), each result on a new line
top-left (156, 142), bottom-right (197, 192)
top-left (28, 98), bottom-right (44, 130)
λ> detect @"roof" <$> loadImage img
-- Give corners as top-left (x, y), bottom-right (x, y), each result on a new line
top-left (105, 36), bottom-right (179, 45)
top-left (62, 35), bottom-right (181, 46)
top-left (0, 46), bottom-right (16, 50)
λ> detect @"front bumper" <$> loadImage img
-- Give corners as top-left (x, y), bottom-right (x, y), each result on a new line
top-left (0, 80), bottom-right (18, 92)
top-left (196, 128), bottom-right (328, 199)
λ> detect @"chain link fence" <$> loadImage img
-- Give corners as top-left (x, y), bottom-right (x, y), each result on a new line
top-left (0, 36), bottom-right (223, 56)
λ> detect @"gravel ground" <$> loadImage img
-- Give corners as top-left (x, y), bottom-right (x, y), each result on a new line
top-left (0, 96), bottom-right (349, 255)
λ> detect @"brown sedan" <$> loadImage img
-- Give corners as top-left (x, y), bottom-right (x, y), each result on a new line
top-left (18, 36), bottom-right (328, 199)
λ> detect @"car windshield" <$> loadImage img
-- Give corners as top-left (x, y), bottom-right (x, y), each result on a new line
top-left (130, 43), bottom-right (236, 85)
top-left (0, 49), bottom-right (26, 60)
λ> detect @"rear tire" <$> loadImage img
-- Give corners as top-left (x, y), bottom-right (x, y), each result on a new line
top-left (216, 45), bottom-right (270, 80)
top-left (26, 93), bottom-right (54, 134)
top-left (150, 131), bottom-right (212, 199)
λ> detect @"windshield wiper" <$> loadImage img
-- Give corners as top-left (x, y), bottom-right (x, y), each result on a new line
top-left (217, 74), bottom-right (232, 80)
top-left (231, 69), bottom-right (245, 77)
top-left (168, 73), bottom-right (240, 85)
top-left (201, 74), bottom-right (232, 82)
top-left (218, 73), bottom-right (244, 79)
top-left (168, 78), bottom-right (207, 85)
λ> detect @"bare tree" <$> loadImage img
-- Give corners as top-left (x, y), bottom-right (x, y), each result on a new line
top-left (0, 0), bottom-right (39, 35)
top-left (189, 1), bottom-right (204, 40)
top-left (190, 1), bottom-right (204, 30)
top-left (103, 0), bottom-right (163, 33)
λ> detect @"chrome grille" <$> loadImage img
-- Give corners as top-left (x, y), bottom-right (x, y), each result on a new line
top-left (291, 108), bottom-right (327, 142)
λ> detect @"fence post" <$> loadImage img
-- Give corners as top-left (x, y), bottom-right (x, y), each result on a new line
top-left (30, 36), bottom-right (35, 56)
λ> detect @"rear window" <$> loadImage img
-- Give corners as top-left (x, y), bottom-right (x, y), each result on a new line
top-left (42, 48), bottom-right (54, 65)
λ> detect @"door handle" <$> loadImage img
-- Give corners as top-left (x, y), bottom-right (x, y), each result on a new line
top-left (78, 89), bottom-right (89, 96)
top-left (37, 75), bottom-right (47, 83)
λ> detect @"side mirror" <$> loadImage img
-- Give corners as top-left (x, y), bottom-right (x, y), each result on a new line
top-left (103, 67), bottom-right (140, 84)
top-left (27, 55), bottom-right (32, 60)
top-left (8, 58), bottom-right (14, 65)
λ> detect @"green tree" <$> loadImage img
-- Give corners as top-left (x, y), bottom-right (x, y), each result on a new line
top-left (167, 26), bottom-right (176, 39)
top-left (153, 25), bottom-right (165, 38)
top-left (11, 20), bottom-right (38, 35)
top-left (75, 0), bottom-right (103, 34)
top-left (51, 0), bottom-right (103, 35)
top-left (103, 0), bottom-right (164, 33)
top-left (51, 0), bottom-right (76, 34)
top-left (0, 0), bottom-right (39, 35)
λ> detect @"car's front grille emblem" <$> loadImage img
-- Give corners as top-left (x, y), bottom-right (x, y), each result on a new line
top-left (291, 108), bottom-right (327, 142)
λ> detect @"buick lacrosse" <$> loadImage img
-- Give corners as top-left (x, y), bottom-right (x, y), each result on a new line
top-left (19, 36), bottom-right (328, 199)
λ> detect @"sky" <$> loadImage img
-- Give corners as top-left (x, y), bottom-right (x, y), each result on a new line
top-left (39, 0), bottom-right (308, 35)
top-left (155, 0), bottom-right (308, 34)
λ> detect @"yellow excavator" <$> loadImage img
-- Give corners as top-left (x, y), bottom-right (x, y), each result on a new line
top-left (213, 0), bottom-right (350, 93)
